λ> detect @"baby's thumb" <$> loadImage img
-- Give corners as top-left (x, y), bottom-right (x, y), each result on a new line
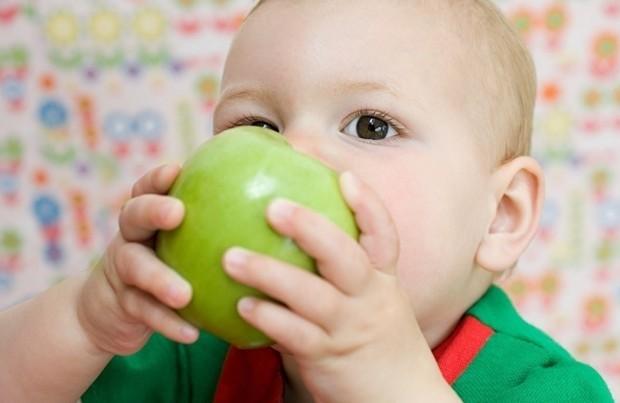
top-left (339, 172), bottom-right (399, 273)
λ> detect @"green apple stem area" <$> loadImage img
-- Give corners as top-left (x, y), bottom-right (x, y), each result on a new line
top-left (156, 126), bottom-right (359, 348)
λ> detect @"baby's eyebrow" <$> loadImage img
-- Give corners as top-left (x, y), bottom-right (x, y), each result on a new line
top-left (330, 80), bottom-right (400, 98)
top-left (331, 79), bottom-right (427, 114)
top-left (216, 80), bottom-right (398, 108)
top-left (214, 79), bottom-right (424, 116)
top-left (215, 87), bottom-right (277, 115)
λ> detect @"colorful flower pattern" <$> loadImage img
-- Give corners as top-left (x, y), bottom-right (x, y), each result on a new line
top-left (0, 0), bottom-right (618, 397)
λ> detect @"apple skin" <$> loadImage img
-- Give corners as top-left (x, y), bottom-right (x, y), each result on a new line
top-left (156, 126), bottom-right (359, 348)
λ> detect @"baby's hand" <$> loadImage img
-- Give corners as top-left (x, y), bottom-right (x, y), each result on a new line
top-left (223, 172), bottom-right (459, 402)
top-left (77, 164), bottom-right (198, 356)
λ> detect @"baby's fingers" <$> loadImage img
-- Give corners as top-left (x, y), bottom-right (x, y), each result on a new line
top-left (114, 242), bottom-right (191, 309)
top-left (340, 172), bottom-right (399, 271)
top-left (131, 163), bottom-right (181, 197)
top-left (119, 195), bottom-right (184, 242)
top-left (120, 287), bottom-right (199, 344)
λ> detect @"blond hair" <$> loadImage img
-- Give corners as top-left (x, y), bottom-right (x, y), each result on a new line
top-left (442, 0), bottom-right (537, 165)
top-left (247, 0), bottom-right (536, 166)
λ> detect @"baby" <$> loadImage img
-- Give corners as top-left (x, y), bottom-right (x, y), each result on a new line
top-left (0, 0), bottom-right (613, 402)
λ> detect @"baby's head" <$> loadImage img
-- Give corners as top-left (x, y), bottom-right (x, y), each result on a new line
top-left (213, 0), bottom-right (544, 344)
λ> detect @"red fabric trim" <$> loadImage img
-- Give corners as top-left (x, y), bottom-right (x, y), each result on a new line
top-left (432, 315), bottom-right (494, 384)
top-left (213, 315), bottom-right (494, 403)
top-left (213, 347), bottom-right (284, 403)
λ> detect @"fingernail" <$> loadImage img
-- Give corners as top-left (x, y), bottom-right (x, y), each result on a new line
top-left (167, 280), bottom-right (191, 304)
top-left (238, 297), bottom-right (256, 315)
top-left (224, 247), bottom-right (249, 272)
top-left (268, 198), bottom-right (296, 224)
top-left (340, 171), bottom-right (359, 200)
top-left (180, 324), bottom-right (199, 342)
top-left (162, 198), bottom-right (183, 222)
top-left (158, 164), bottom-right (178, 182)
top-left (163, 163), bottom-right (181, 176)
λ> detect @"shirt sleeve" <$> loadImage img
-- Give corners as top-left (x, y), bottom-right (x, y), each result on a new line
top-left (81, 331), bottom-right (229, 403)
top-left (493, 360), bottom-right (614, 403)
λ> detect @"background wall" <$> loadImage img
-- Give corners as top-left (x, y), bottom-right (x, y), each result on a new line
top-left (0, 0), bottom-right (618, 397)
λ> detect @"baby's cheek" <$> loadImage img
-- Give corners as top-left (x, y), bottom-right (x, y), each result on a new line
top-left (395, 232), bottom-right (440, 287)
top-left (392, 213), bottom-right (459, 295)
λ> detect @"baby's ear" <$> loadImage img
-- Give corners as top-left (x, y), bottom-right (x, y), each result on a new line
top-left (475, 156), bottom-right (545, 273)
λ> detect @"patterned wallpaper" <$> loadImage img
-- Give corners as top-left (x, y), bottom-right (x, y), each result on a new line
top-left (0, 0), bottom-right (618, 397)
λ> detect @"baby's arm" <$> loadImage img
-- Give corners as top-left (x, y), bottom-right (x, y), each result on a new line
top-left (0, 271), bottom-right (109, 402)
top-left (0, 164), bottom-right (196, 402)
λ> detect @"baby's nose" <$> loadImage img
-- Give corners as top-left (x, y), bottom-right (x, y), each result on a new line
top-left (285, 130), bottom-right (339, 172)
top-left (287, 131), bottom-right (317, 156)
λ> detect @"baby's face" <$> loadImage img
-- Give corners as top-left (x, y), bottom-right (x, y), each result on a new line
top-left (213, 0), bottom-right (494, 344)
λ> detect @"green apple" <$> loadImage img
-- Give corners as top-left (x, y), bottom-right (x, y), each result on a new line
top-left (156, 126), bottom-right (359, 348)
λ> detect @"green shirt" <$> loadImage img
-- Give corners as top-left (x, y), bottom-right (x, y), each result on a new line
top-left (83, 286), bottom-right (613, 402)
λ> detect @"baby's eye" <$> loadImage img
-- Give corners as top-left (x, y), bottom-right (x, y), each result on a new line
top-left (228, 116), bottom-right (280, 133)
top-left (249, 120), bottom-right (279, 132)
top-left (342, 113), bottom-right (398, 141)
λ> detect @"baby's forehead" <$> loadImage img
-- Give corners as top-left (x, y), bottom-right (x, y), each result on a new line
top-left (245, 0), bottom-right (479, 106)
top-left (251, 0), bottom-right (466, 32)
top-left (248, 0), bottom-right (480, 75)
top-left (244, 1), bottom-right (468, 77)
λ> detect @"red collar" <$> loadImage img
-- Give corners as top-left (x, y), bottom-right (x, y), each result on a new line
top-left (213, 315), bottom-right (493, 403)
